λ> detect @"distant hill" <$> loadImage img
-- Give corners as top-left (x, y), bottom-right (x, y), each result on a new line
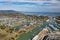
top-left (0, 10), bottom-right (22, 14)
top-left (0, 10), bottom-right (16, 12)
top-left (0, 10), bottom-right (49, 22)
top-left (0, 10), bottom-right (60, 16)
top-left (0, 10), bottom-right (25, 16)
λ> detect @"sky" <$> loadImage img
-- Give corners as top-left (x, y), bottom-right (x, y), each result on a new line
top-left (0, 0), bottom-right (60, 12)
top-left (0, 0), bottom-right (60, 1)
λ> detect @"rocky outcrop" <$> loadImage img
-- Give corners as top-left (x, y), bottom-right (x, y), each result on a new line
top-left (32, 28), bottom-right (60, 40)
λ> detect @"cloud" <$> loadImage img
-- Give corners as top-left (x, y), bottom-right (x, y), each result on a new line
top-left (0, 1), bottom-right (60, 12)
top-left (0, 0), bottom-right (40, 1)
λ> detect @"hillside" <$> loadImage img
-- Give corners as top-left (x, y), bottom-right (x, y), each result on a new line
top-left (0, 10), bottom-right (49, 22)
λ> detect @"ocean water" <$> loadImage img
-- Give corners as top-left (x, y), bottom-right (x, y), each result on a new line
top-left (23, 12), bottom-right (60, 16)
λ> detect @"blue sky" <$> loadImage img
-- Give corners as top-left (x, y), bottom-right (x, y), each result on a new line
top-left (0, 1), bottom-right (60, 12)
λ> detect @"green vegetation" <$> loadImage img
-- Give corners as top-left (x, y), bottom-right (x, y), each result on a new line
top-left (0, 10), bottom-right (49, 40)
top-left (55, 16), bottom-right (60, 20)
